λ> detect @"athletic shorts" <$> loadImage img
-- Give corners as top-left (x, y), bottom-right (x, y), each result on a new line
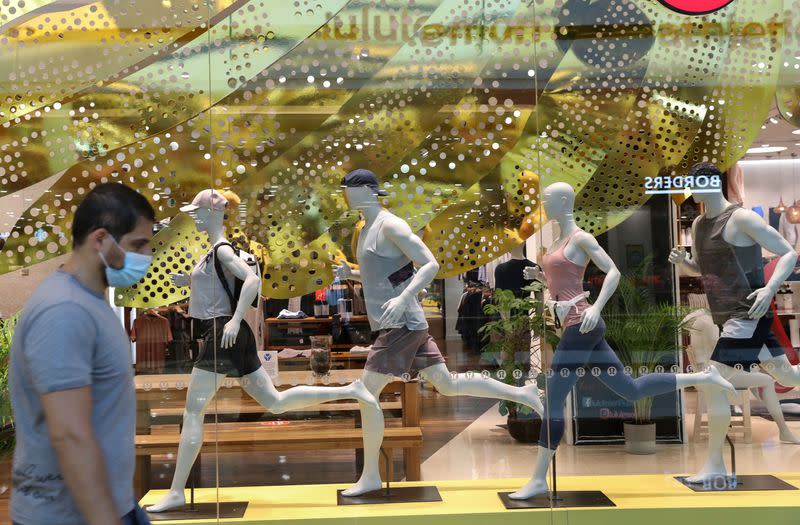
top-left (194, 316), bottom-right (261, 377)
top-left (711, 314), bottom-right (784, 369)
top-left (365, 327), bottom-right (446, 378)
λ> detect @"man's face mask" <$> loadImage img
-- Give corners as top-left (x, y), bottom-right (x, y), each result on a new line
top-left (98, 235), bottom-right (152, 288)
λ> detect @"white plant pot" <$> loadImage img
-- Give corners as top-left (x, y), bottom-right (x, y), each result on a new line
top-left (623, 422), bottom-right (656, 455)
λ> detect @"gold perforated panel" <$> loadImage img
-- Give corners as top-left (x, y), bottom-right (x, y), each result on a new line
top-left (114, 212), bottom-right (207, 308)
top-left (1, 0), bottom-right (793, 296)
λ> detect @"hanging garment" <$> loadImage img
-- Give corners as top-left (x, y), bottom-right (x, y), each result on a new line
top-left (131, 312), bottom-right (172, 372)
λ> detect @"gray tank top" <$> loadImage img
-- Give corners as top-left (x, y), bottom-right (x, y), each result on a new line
top-left (356, 210), bottom-right (428, 332)
top-left (694, 204), bottom-right (769, 326)
top-left (188, 242), bottom-right (235, 320)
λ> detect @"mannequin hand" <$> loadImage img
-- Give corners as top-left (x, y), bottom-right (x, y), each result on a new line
top-left (379, 293), bottom-right (412, 328)
top-left (668, 247), bottom-right (688, 266)
top-left (747, 287), bottom-right (774, 319)
top-left (170, 272), bottom-right (189, 287)
top-left (579, 305), bottom-right (602, 334)
top-left (333, 261), bottom-right (354, 280)
top-left (523, 266), bottom-right (544, 281)
top-left (221, 318), bottom-right (241, 349)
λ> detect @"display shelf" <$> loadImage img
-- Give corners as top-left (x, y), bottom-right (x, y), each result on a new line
top-left (140, 474), bottom-right (800, 525)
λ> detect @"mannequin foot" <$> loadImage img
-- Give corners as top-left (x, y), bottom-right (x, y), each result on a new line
top-left (145, 490), bottom-right (186, 513)
top-left (508, 478), bottom-right (549, 500)
top-left (521, 383), bottom-right (544, 417)
top-left (779, 430), bottom-right (800, 444)
top-left (350, 381), bottom-right (381, 410)
top-left (685, 458), bottom-right (728, 484)
top-left (341, 472), bottom-right (383, 497)
top-left (701, 365), bottom-right (736, 394)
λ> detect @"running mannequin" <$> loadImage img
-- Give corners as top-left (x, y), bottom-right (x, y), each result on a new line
top-left (669, 162), bottom-right (800, 483)
top-left (510, 182), bottom-right (735, 500)
top-left (146, 190), bottom-right (380, 513)
top-left (683, 309), bottom-right (800, 444)
top-left (335, 169), bottom-right (545, 497)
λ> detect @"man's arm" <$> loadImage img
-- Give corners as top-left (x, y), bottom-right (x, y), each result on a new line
top-left (41, 388), bottom-right (123, 525)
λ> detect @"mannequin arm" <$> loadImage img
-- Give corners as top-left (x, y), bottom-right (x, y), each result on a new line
top-left (383, 217), bottom-right (440, 299)
top-left (739, 209), bottom-right (798, 293)
top-left (578, 233), bottom-right (620, 313)
top-left (217, 244), bottom-right (260, 325)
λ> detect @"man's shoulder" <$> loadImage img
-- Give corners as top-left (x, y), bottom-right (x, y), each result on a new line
top-left (24, 273), bottom-right (99, 321)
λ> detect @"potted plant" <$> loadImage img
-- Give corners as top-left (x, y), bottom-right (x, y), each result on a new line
top-left (0, 313), bottom-right (18, 456)
top-left (604, 258), bottom-right (690, 455)
top-left (480, 283), bottom-right (557, 443)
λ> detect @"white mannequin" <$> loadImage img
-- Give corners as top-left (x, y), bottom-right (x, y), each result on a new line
top-left (684, 310), bottom-right (800, 443)
top-left (146, 192), bottom-right (380, 513)
top-left (670, 183), bottom-right (800, 483)
top-left (511, 182), bottom-right (733, 499)
top-left (336, 183), bottom-right (545, 497)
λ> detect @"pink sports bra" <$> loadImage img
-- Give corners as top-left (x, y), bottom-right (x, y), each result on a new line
top-left (542, 229), bottom-right (590, 328)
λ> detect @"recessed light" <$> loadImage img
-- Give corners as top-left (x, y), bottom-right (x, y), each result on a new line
top-left (793, 129), bottom-right (800, 135)
top-left (746, 146), bottom-right (787, 154)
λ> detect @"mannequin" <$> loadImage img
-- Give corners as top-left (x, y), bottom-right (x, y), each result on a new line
top-left (510, 182), bottom-right (734, 500)
top-left (335, 169), bottom-right (545, 497)
top-left (494, 244), bottom-right (539, 297)
top-left (684, 309), bottom-right (800, 443)
top-left (146, 190), bottom-right (380, 513)
top-left (669, 162), bottom-right (800, 483)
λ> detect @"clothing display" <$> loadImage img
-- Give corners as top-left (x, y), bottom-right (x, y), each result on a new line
top-left (710, 314), bottom-right (784, 368)
top-left (455, 282), bottom-right (492, 353)
top-left (189, 241), bottom-right (236, 320)
top-left (277, 309), bottom-right (308, 319)
top-left (194, 316), bottom-right (261, 377)
top-left (130, 311), bottom-right (172, 373)
top-left (494, 258), bottom-right (537, 297)
top-left (539, 319), bottom-right (677, 450)
top-left (541, 230), bottom-right (590, 328)
top-left (694, 204), bottom-right (768, 326)
top-left (364, 327), bottom-right (446, 378)
top-left (357, 209), bottom-right (427, 332)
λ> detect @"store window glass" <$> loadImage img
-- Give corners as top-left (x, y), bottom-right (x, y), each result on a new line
top-left (2, 0), bottom-right (800, 523)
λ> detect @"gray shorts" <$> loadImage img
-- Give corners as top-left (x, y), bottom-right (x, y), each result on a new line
top-left (365, 327), bottom-right (446, 378)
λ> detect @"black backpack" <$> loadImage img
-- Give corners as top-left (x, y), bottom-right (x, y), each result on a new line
top-left (212, 242), bottom-right (260, 311)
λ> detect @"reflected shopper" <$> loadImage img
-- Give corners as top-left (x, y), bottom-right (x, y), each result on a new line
top-left (9, 183), bottom-right (155, 525)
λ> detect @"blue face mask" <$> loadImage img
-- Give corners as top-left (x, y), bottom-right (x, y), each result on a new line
top-left (99, 236), bottom-right (152, 288)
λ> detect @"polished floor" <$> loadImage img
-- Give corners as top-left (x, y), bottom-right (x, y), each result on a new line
top-left (4, 389), bottom-right (800, 523)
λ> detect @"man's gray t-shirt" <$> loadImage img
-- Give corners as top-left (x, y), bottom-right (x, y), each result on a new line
top-left (10, 269), bottom-right (135, 524)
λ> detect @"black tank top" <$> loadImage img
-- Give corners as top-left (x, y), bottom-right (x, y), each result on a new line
top-left (694, 204), bottom-right (769, 326)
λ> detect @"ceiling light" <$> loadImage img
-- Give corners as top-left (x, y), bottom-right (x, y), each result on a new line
top-left (793, 130), bottom-right (800, 135)
top-left (746, 146), bottom-right (787, 154)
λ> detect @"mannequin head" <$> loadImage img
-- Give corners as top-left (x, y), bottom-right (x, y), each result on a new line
top-left (180, 189), bottom-right (228, 234)
top-left (542, 182), bottom-right (576, 223)
top-left (686, 162), bottom-right (725, 205)
top-left (341, 169), bottom-right (388, 213)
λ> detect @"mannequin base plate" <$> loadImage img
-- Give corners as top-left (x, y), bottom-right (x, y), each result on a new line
top-left (146, 502), bottom-right (248, 521)
top-left (675, 475), bottom-right (797, 492)
top-left (498, 490), bottom-right (615, 509)
top-left (337, 486), bottom-right (442, 505)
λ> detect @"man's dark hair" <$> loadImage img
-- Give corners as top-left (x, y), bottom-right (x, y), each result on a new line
top-left (72, 183), bottom-right (155, 246)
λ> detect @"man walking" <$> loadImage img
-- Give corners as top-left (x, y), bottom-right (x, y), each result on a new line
top-left (10, 183), bottom-right (155, 525)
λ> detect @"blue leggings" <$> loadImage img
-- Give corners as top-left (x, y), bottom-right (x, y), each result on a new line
top-left (539, 318), bottom-right (677, 449)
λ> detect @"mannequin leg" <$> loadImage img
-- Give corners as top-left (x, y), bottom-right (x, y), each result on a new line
top-left (685, 360), bottom-right (736, 484)
top-left (508, 325), bottom-right (593, 499)
top-left (418, 363), bottom-right (544, 416)
top-left (239, 368), bottom-right (381, 414)
top-left (761, 354), bottom-right (800, 388)
top-left (146, 368), bottom-right (224, 512)
top-left (342, 370), bottom-right (393, 497)
top-left (509, 447), bottom-right (555, 500)
top-left (718, 365), bottom-right (800, 443)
